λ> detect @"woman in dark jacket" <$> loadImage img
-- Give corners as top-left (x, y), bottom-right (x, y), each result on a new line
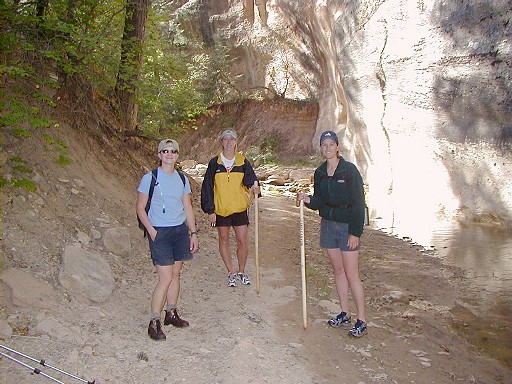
top-left (297, 130), bottom-right (367, 337)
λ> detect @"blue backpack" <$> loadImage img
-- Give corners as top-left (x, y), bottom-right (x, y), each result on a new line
top-left (137, 168), bottom-right (186, 237)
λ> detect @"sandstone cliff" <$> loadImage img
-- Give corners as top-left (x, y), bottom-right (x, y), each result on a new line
top-left (188, 0), bottom-right (512, 229)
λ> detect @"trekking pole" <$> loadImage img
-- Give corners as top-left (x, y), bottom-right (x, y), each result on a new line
top-left (0, 345), bottom-right (96, 383)
top-left (0, 351), bottom-right (65, 383)
top-left (254, 181), bottom-right (260, 293)
top-left (296, 193), bottom-right (307, 329)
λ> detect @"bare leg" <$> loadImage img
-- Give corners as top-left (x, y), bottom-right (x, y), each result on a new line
top-left (342, 250), bottom-right (366, 322)
top-left (151, 265), bottom-right (173, 314)
top-left (165, 261), bottom-right (184, 306)
top-left (327, 248), bottom-right (350, 313)
top-left (217, 226), bottom-right (235, 274)
top-left (233, 225), bottom-right (249, 273)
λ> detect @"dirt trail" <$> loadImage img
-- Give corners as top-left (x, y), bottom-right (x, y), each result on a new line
top-left (2, 190), bottom-right (510, 384)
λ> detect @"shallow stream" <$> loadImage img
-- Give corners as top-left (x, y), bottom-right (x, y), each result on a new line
top-left (372, 217), bottom-right (512, 298)
top-left (372, 214), bottom-right (512, 368)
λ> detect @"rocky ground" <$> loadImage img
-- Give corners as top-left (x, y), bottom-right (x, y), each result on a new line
top-left (1, 172), bottom-right (511, 383)
top-left (1, 124), bottom-right (511, 384)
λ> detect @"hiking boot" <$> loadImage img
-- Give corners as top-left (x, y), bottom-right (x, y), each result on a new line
top-left (328, 311), bottom-right (352, 328)
top-left (164, 308), bottom-right (189, 327)
top-left (148, 318), bottom-right (166, 340)
top-left (227, 273), bottom-right (237, 287)
top-left (348, 319), bottom-right (368, 337)
top-left (237, 273), bottom-right (251, 285)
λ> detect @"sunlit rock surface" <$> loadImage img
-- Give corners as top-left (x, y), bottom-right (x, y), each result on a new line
top-left (189, 0), bottom-right (512, 229)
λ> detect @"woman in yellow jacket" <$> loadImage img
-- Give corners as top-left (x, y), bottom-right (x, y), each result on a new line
top-left (201, 129), bottom-right (260, 287)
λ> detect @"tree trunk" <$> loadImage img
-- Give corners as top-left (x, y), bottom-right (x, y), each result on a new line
top-left (115, 0), bottom-right (149, 132)
top-left (36, 0), bottom-right (49, 17)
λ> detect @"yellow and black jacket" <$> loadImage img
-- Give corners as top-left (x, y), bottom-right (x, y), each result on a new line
top-left (201, 152), bottom-right (258, 217)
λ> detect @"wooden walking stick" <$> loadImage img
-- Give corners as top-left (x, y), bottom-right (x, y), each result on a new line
top-left (296, 193), bottom-right (307, 329)
top-left (254, 181), bottom-right (260, 293)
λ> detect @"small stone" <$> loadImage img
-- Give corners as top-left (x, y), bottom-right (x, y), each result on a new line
top-left (137, 352), bottom-right (148, 362)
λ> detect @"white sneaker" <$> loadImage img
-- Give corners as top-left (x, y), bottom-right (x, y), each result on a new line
top-left (227, 273), bottom-right (237, 287)
top-left (237, 273), bottom-right (251, 285)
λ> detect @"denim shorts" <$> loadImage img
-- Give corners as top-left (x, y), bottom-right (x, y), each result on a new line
top-left (148, 222), bottom-right (193, 266)
top-left (215, 210), bottom-right (249, 227)
top-left (320, 218), bottom-right (360, 251)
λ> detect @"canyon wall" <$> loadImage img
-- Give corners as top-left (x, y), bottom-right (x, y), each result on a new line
top-left (193, 0), bottom-right (512, 230)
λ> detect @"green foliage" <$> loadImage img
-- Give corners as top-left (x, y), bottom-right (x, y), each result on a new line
top-left (27, 116), bottom-right (55, 128)
top-left (9, 156), bottom-right (25, 164)
top-left (245, 145), bottom-right (277, 165)
top-left (245, 136), bottom-right (280, 165)
top-left (1, 0), bottom-right (239, 140)
top-left (291, 157), bottom-right (320, 167)
top-left (0, 104), bottom-right (26, 127)
top-left (33, 93), bottom-right (57, 107)
top-left (11, 128), bottom-right (31, 137)
top-left (12, 164), bottom-right (33, 174)
top-left (0, 65), bottom-right (31, 78)
top-left (137, 3), bottom-right (214, 136)
top-left (0, 177), bottom-right (9, 188)
top-left (246, 140), bottom-right (319, 167)
top-left (1, 0), bottom-right (125, 89)
top-left (55, 138), bottom-right (68, 148)
top-left (42, 133), bottom-right (56, 145)
top-left (2, 157), bottom-right (37, 192)
top-left (261, 136), bottom-right (278, 153)
top-left (56, 154), bottom-right (73, 166)
top-left (194, 46), bottom-right (240, 104)
top-left (1, 95), bottom-right (56, 134)
top-left (10, 178), bottom-right (37, 192)
top-left (43, 132), bottom-right (72, 165)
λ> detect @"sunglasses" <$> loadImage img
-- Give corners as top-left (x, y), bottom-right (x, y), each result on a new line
top-left (160, 149), bottom-right (178, 154)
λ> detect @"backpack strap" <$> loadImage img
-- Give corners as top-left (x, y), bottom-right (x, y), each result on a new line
top-left (176, 170), bottom-right (186, 186)
top-left (147, 168), bottom-right (158, 204)
top-left (141, 168), bottom-right (158, 238)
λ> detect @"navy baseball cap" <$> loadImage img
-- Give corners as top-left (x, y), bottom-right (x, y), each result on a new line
top-left (320, 131), bottom-right (339, 145)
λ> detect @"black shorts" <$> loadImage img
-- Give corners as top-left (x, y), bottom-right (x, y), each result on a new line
top-left (216, 210), bottom-right (249, 227)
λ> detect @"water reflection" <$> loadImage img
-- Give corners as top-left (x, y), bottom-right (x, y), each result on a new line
top-left (430, 222), bottom-right (512, 286)
top-left (373, 218), bottom-right (512, 293)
